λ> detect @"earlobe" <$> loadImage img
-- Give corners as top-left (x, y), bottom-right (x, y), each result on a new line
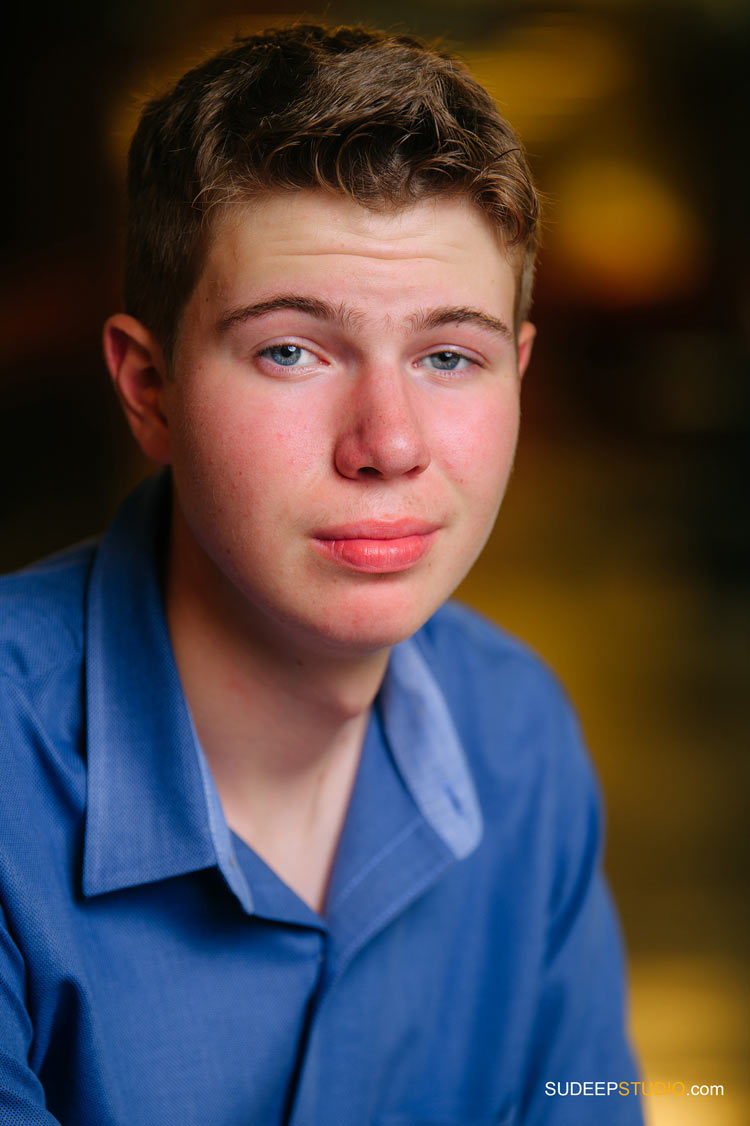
top-left (517, 321), bottom-right (536, 380)
top-left (103, 314), bottom-right (171, 465)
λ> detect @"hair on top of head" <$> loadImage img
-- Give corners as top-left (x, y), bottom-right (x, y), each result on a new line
top-left (125, 24), bottom-right (540, 360)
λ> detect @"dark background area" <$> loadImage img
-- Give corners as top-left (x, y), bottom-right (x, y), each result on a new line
top-left (2, 2), bottom-right (747, 1120)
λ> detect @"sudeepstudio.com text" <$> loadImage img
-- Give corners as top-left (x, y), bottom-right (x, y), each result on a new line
top-left (545, 1080), bottom-right (724, 1098)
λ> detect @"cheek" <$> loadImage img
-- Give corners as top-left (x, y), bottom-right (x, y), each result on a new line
top-left (432, 391), bottom-right (520, 495)
top-left (170, 384), bottom-right (327, 517)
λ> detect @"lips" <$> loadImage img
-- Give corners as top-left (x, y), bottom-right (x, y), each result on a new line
top-left (311, 519), bottom-right (441, 573)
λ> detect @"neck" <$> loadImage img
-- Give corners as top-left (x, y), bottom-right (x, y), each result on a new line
top-left (163, 502), bottom-right (390, 909)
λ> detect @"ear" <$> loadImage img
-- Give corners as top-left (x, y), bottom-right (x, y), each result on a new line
top-left (517, 321), bottom-right (536, 380)
top-left (103, 314), bottom-right (171, 465)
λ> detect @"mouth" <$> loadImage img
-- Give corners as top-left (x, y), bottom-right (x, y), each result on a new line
top-left (311, 519), bottom-right (441, 574)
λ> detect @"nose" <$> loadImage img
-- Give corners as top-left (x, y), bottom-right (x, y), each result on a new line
top-left (333, 364), bottom-right (431, 481)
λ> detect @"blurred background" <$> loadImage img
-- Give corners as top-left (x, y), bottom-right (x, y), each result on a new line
top-left (2, 0), bottom-right (747, 1121)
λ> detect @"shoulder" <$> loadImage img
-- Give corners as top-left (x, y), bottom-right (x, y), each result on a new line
top-left (0, 540), bottom-right (97, 684)
top-left (415, 601), bottom-right (599, 811)
top-left (0, 548), bottom-right (96, 941)
top-left (0, 542), bottom-right (98, 763)
top-left (0, 542), bottom-right (97, 838)
top-left (416, 599), bottom-right (573, 727)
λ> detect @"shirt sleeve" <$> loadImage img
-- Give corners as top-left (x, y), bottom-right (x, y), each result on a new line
top-left (0, 904), bottom-right (62, 1126)
top-left (519, 702), bottom-right (644, 1126)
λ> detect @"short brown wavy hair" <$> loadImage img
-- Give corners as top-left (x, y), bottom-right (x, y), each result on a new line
top-left (125, 25), bottom-right (540, 359)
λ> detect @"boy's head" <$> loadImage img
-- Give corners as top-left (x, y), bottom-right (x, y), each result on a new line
top-left (106, 26), bottom-right (540, 656)
top-left (124, 24), bottom-right (539, 363)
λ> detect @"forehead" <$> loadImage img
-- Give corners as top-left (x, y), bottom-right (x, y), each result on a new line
top-left (192, 191), bottom-right (518, 323)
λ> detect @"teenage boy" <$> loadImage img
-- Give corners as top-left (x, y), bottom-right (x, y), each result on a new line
top-left (0, 25), bottom-right (642, 1125)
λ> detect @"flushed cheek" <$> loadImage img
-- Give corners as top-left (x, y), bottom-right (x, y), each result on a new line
top-left (433, 397), bottom-right (519, 501)
top-left (219, 386), bottom-right (330, 471)
top-left (169, 403), bottom-right (266, 542)
top-left (177, 387), bottom-right (316, 493)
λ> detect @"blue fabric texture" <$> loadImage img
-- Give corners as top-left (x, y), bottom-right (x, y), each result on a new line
top-left (0, 474), bottom-right (642, 1125)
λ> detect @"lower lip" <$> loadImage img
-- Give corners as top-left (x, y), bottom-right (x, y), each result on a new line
top-left (312, 532), bottom-right (438, 573)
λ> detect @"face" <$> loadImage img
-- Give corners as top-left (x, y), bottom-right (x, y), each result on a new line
top-left (155, 191), bottom-right (534, 656)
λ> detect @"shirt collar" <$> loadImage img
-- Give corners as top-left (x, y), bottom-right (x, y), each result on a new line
top-left (82, 472), bottom-right (482, 907)
top-left (82, 473), bottom-right (254, 907)
top-left (381, 640), bottom-right (483, 860)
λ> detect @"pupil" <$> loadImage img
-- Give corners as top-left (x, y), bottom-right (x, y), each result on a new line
top-left (272, 344), bottom-right (300, 365)
top-left (435, 351), bottom-right (459, 369)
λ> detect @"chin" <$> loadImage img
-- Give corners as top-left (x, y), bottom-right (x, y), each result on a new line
top-left (301, 585), bottom-right (444, 656)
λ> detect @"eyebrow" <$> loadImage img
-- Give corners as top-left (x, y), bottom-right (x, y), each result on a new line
top-left (217, 295), bottom-right (357, 333)
top-left (408, 306), bottom-right (514, 342)
top-left (217, 294), bottom-right (513, 342)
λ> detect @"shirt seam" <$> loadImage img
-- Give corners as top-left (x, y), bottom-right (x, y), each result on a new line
top-left (328, 815), bottom-right (423, 913)
top-left (332, 855), bottom-right (449, 983)
top-left (0, 676), bottom-right (69, 771)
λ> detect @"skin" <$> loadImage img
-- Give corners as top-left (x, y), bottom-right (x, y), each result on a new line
top-left (103, 190), bottom-right (535, 910)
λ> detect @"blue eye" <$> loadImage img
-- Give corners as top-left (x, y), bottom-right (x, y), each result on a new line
top-left (424, 351), bottom-right (471, 372)
top-left (263, 344), bottom-right (305, 367)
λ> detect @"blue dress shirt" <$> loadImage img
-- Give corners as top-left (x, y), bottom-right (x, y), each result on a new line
top-left (0, 474), bottom-right (642, 1125)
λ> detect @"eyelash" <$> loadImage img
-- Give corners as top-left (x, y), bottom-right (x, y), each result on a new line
top-left (255, 342), bottom-right (480, 376)
top-left (416, 351), bottom-right (477, 375)
top-left (255, 342), bottom-right (320, 369)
